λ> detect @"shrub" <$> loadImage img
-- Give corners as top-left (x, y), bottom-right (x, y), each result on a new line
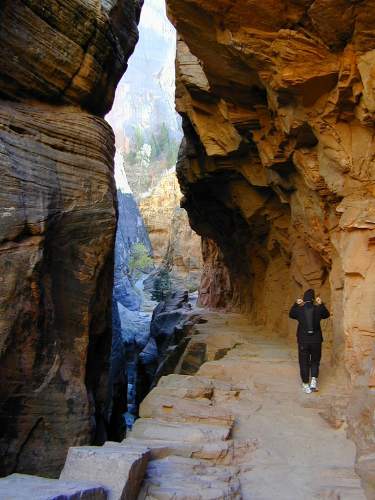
top-left (151, 268), bottom-right (171, 302)
top-left (128, 243), bottom-right (153, 276)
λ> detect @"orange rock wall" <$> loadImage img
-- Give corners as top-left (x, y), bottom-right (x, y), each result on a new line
top-left (140, 170), bottom-right (202, 291)
top-left (166, 0), bottom-right (375, 494)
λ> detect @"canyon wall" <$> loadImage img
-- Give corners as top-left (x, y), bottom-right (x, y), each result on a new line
top-left (166, 0), bottom-right (375, 494)
top-left (140, 169), bottom-right (202, 292)
top-left (0, 0), bottom-right (142, 477)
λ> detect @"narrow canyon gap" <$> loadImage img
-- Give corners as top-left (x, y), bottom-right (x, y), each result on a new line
top-left (0, 0), bottom-right (374, 498)
top-left (105, 0), bottom-right (202, 437)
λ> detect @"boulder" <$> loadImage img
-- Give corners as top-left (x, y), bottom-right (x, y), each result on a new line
top-left (60, 445), bottom-right (150, 500)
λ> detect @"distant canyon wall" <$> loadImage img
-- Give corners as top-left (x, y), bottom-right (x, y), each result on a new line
top-left (140, 169), bottom-right (202, 292)
top-left (0, 0), bottom-right (142, 477)
top-left (166, 0), bottom-right (375, 494)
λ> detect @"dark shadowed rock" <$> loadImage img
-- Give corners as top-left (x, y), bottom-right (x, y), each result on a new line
top-left (0, 0), bottom-right (142, 478)
top-left (109, 190), bottom-right (152, 438)
top-left (139, 290), bottom-right (202, 392)
top-left (0, 102), bottom-right (116, 476)
top-left (0, 0), bottom-right (142, 116)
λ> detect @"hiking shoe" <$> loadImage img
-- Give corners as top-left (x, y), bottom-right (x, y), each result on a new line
top-left (310, 377), bottom-right (318, 392)
top-left (302, 383), bottom-right (312, 394)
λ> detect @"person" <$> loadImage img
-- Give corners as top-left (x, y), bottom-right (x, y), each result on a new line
top-left (289, 289), bottom-right (330, 394)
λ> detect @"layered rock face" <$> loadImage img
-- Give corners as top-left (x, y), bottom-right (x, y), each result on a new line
top-left (140, 169), bottom-right (202, 291)
top-left (0, 0), bottom-right (142, 477)
top-left (166, 0), bottom-right (375, 494)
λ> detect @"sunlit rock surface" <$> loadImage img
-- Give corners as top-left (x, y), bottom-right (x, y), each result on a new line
top-left (166, 0), bottom-right (375, 494)
top-left (140, 169), bottom-right (202, 292)
top-left (0, 0), bottom-right (141, 477)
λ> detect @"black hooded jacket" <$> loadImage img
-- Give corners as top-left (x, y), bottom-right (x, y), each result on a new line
top-left (289, 289), bottom-right (330, 344)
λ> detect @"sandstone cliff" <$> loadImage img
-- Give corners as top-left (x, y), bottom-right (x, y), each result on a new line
top-left (0, 0), bottom-right (142, 477)
top-left (166, 0), bottom-right (375, 494)
top-left (140, 169), bottom-right (202, 292)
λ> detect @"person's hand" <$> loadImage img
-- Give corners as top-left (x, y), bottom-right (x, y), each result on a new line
top-left (296, 298), bottom-right (303, 305)
top-left (316, 297), bottom-right (322, 305)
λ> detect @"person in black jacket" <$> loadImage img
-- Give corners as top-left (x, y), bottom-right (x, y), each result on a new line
top-left (289, 289), bottom-right (330, 393)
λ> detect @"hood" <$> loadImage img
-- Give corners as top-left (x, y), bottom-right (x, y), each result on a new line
top-left (303, 289), bottom-right (315, 302)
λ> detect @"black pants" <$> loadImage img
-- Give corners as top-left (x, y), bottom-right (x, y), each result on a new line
top-left (298, 343), bottom-right (322, 383)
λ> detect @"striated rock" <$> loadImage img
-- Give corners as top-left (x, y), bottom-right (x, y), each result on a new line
top-left (199, 238), bottom-right (247, 312)
top-left (166, 0), bottom-right (375, 491)
top-left (0, 0), bottom-right (142, 116)
top-left (139, 169), bottom-right (202, 291)
top-left (0, 0), bottom-right (142, 477)
top-left (0, 101), bottom-right (116, 476)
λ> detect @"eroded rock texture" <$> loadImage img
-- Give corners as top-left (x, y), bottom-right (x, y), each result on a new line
top-left (0, 0), bottom-right (142, 477)
top-left (166, 0), bottom-right (375, 494)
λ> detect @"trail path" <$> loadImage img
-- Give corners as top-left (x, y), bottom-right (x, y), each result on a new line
top-left (135, 311), bottom-right (366, 499)
top-left (1, 311), bottom-right (366, 499)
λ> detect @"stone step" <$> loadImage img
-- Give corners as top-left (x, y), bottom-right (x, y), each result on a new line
top-left (156, 373), bottom-right (248, 407)
top-left (156, 374), bottom-right (215, 399)
top-left (60, 445), bottom-right (149, 500)
top-left (137, 455), bottom-right (241, 500)
top-left (0, 473), bottom-right (108, 500)
top-left (179, 328), bottom-right (245, 375)
top-left (130, 418), bottom-right (232, 443)
top-left (122, 436), bottom-right (234, 464)
top-left (139, 387), bottom-right (235, 427)
top-left (139, 391), bottom-right (235, 427)
top-left (157, 373), bottom-right (247, 397)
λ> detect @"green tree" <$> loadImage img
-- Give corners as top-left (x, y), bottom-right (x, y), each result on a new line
top-left (150, 122), bottom-right (177, 162)
top-left (166, 139), bottom-right (179, 166)
top-left (151, 268), bottom-right (172, 302)
top-left (134, 125), bottom-right (145, 152)
top-left (128, 243), bottom-right (153, 276)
